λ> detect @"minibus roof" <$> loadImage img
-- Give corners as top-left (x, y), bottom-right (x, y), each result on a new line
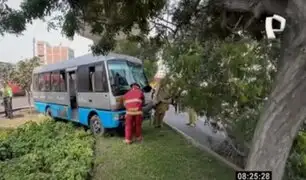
top-left (33, 53), bottom-right (142, 74)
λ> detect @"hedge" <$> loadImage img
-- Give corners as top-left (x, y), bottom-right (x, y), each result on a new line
top-left (0, 119), bottom-right (94, 180)
top-left (286, 130), bottom-right (306, 180)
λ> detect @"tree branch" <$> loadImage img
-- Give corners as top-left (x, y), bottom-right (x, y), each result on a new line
top-left (234, 15), bottom-right (244, 30)
top-left (155, 16), bottom-right (177, 26)
top-left (150, 20), bottom-right (176, 33)
top-left (244, 16), bottom-right (256, 30)
top-left (216, 0), bottom-right (287, 18)
top-left (173, 0), bottom-right (202, 38)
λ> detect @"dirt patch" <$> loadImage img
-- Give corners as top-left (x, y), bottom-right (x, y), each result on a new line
top-left (0, 110), bottom-right (45, 129)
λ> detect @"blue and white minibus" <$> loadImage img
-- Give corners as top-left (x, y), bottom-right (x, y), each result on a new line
top-left (32, 53), bottom-right (153, 134)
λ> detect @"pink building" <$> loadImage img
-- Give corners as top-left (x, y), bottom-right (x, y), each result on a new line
top-left (35, 40), bottom-right (75, 65)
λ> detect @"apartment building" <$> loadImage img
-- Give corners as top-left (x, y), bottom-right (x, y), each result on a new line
top-left (35, 40), bottom-right (75, 65)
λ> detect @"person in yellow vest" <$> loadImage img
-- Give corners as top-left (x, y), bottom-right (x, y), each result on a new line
top-left (1, 81), bottom-right (13, 118)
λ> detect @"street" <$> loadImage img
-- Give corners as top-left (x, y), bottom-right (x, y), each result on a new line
top-left (0, 96), bottom-right (30, 112)
top-left (165, 106), bottom-right (227, 148)
top-left (0, 96), bottom-right (32, 120)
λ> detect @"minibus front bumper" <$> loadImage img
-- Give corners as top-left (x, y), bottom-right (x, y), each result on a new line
top-left (117, 102), bottom-right (153, 124)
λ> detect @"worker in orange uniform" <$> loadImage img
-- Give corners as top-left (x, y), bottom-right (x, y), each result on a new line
top-left (123, 83), bottom-right (144, 144)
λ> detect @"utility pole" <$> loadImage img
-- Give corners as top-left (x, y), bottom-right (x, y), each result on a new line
top-left (33, 37), bottom-right (35, 57)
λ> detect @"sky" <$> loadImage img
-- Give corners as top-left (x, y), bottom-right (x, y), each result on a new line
top-left (0, 0), bottom-right (93, 63)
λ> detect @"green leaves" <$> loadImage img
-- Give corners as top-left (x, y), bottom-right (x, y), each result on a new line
top-left (113, 39), bottom-right (158, 81)
top-left (1, 0), bottom-right (167, 54)
top-left (163, 39), bottom-right (277, 140)
top-left (62, 10), bottom-right (81, 38)
top-left (286, 131), bottom-right (306, 179)
top-left (0, 119), bottom-right (94, 180)
top-left (0, 62), bottom-right (13, 82)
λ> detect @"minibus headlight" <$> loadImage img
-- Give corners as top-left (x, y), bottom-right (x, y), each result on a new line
top-left (113, 114), bottom-right (125, 120)
top-left (113, 114), bottom-right (119, 120)
top-left (119, 114), bottom-right (125, 120)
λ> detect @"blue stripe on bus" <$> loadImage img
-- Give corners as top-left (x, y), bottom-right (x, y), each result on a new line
top-left (78, 107), bottom-right (124, 128)
top-left (34, 101), bottom-right (69, 118)
top-left (34, 101), bottom-right (125, 129)
top-left (34, 101), bottom-right (48, 113)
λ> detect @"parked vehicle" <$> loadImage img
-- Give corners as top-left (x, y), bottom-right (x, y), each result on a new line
top-left (32, 53), bottom-right (153, 135)
top-left (0, 81), bottom-right (25, 97)
top-left (8, 82), bottom-right (25, 96)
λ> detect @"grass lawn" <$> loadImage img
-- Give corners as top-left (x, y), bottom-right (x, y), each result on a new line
top-left (92, 121), bottom-right (235, 180)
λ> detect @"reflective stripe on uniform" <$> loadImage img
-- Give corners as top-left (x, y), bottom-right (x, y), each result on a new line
top-left (124, 98), bottom-right (142, 105)
top-left (127, 107), bottom-right (139, 111)
top-left (126, 111), bottom-right (143, 115)
top-left (126, 108), bottom-right (142, 115)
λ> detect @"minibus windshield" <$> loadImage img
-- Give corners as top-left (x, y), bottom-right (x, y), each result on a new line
top-left (107, 60), bottom-right (149, 96)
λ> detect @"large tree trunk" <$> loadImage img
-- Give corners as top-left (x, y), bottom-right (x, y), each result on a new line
top-left (245, 1), bottom-right (306, 179)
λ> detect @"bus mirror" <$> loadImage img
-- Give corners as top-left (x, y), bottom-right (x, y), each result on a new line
top-left (143, 85), bottom-right (152, 93)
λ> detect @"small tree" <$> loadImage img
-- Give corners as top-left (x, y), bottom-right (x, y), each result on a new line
top-left (114, 39), bottom-right (159, 81)
top-left (0, 62), bottom-right (14, 83)
top-left (11, 57), bottom-right (40, 109)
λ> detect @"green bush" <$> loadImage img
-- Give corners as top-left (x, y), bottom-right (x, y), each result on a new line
top-left (286, 130), bottom-right (306, 180)
top-left (0, 129), bottom-right (12, 141)
top-left (0, 119), bottom-right (94, 180)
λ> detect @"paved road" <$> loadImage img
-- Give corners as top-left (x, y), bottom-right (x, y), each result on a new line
top-left (0, 96), bottom-right (31, 112)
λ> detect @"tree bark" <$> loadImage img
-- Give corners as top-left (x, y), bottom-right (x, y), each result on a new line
top-left (245, 1), bottom-right (306, 179)
top-left (26, 89), bottom-right (32, 113)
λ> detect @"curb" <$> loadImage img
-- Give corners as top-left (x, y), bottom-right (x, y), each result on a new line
top-left (164, 121), bottom-right (243, 171)
top-left (0, 106), bottom-right (33, 115)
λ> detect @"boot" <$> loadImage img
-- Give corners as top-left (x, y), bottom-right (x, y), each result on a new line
top-left (123, 139), bottom-right (132, 144)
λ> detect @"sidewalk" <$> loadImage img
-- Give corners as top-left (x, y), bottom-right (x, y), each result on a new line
top-left (0, 96), bottom-right (32, 113)
top-left (164, 106), bottom-right (227, 147)
top-left (164, 106), bottom-right (243, 170)
top-left (0, 106), bottom-right (33, 121)
top-left (0, 106), bottom-right (32, 114)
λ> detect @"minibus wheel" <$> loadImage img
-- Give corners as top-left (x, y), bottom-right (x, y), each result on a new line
top-left (45, 107), bottom-right (52, 117)
top-left (90, 115), bottom-right (105, 136)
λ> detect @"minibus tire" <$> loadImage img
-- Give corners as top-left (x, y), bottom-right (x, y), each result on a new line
top-left (116, 122), bottom-right (125, 136)
top-left (90, 115), bottom-right (105, 136)
top-left (45, 107), bottom-right (52, 117)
